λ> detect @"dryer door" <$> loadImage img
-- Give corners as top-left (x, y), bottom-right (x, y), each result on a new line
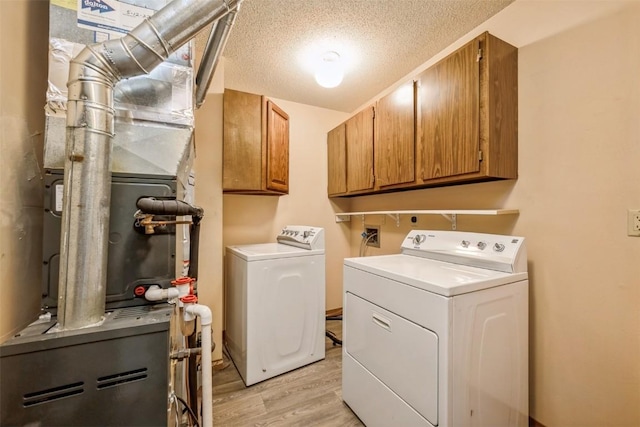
top-left (345, 292), bottom-right (439, 426)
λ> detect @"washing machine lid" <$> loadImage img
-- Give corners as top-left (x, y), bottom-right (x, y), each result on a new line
top-left (344, 254), bottom-right (527, 296)
top-left (227, 243), bottom-right (324, 261)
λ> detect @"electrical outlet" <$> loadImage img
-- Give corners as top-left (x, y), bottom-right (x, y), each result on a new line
top-left (364, 225), bottom-right (380, 247)
top-left (628, 209), bottom-right (640, 237)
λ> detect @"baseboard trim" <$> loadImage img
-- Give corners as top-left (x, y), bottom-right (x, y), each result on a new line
top-left (530, 417), bottom-right (546, 427)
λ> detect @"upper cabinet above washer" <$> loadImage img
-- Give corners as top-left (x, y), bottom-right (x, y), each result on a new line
top-left (327, 32), bottom-right (518, 197)
top-left (327, 122), bottom-right (347, 196)
top-left (346, 106), bottom-right (375, 193)
top-left (416, 32), bottom-right (518, 186)
top-left (223, 89), bottom-right (289, 195)
top-left (326, 105), bottom-right (375, 197)
top-left (375, 80), bottom-right (416, 191)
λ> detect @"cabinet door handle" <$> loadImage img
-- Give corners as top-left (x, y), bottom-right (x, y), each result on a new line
top-left (372, 312), bottom-right (392, 332)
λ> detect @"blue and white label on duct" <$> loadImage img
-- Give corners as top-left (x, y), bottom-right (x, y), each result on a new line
top-left (77, 0), bottom-right (159, 39)
top-left (81, 0), bottom-right (115, 13)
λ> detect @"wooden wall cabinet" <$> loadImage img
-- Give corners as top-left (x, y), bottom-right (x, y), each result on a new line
top-left (223, 89), bottom-right (289, 195)
top-left (375, 80), bottom-right (416, 190)
top-left (416, 32), bottom-right (518, 186)
top-left (326, 106), bottom-right (374, 196)
top-left (346, 107), bottom-right (375, 193)
top-left (327, 123), bottom-right (347, 196)
top-left (327, 32), bottom-right (517, 197)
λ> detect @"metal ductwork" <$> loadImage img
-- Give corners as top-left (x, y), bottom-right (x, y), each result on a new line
top-left (58, 0), bottom-right (240, 330)
top-left (196, 5), bottom-right (240, 107)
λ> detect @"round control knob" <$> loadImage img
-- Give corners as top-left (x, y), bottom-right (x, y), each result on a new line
top-left (461, 240), bottom-right (470, 248)
top-left (412, 234), bottom-right (425, 245)
top-left (303, 231), bottom-right (310, 238)
top-left (477, 241), bottom-right (487, 250)
top-left (493, 243), bottom-right (506, 252)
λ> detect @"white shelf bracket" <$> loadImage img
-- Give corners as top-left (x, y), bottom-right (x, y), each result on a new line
top-left (386, 213), bottom-right (400, 227)
top-left (336, 209), bottom-right (517, 226)
top-left (441, 213), bottom-right (457, 230)
top-left (335, 214), bottom-right (351, 223)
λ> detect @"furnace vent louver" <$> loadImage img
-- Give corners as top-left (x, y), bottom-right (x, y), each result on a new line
top-left (1, 305), bottom-right (172, 426)
top-left (97, 368), bottom-right (148, 389)
top-left (23, 382), bottom-right (84, 407)
top-left (113, 306), bottom-right (157, 320)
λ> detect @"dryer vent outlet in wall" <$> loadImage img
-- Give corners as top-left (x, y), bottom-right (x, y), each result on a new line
top-left (365, 226), bottom-right (380, 248)
top-left (628, 209), bottom-right (640, 236)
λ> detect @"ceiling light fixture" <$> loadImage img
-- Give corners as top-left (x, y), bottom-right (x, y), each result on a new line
top-left (315, 51), bottom-right (344, 88)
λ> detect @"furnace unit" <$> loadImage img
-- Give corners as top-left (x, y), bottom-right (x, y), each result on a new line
top-left (0, 0), bottom-right (241, 426)
top-left (42, 170), bottom-right (179, 312)
top-left (0, 306), bottom-right (172, 427)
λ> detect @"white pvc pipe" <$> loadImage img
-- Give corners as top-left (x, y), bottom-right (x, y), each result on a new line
top-left (184, 304), bottom-right (213, 427)
top-left (144, 285), bottom-right (180, 302)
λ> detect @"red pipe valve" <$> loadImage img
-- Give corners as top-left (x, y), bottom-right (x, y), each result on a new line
top-left (171, 276), bottom-right (195, 295)
top-left (180, 294), bottom-right (198, 304)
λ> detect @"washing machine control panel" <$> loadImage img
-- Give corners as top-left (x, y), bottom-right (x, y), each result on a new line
top-left (401, 230), bottom-right (527, 273)
top-left (277, 226), bottom-right (325, 250)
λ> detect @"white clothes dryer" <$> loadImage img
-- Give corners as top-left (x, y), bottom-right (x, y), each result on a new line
top-left (342, 230), bottom-right (528, 427)
top-left (225, 226), bottom-right (325, 386)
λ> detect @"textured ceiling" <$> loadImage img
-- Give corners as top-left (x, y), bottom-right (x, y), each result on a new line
top-left (199, 0), bottom-right (514, 113)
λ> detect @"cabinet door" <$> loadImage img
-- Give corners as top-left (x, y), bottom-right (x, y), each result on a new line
top-left (481, 33), bottom-right (518, 179)
top-left (266, 100), bottom-right (289, 193)
top-left (223, 89), bottom-right (263, 190)
top-left (327, 123), bottom-right (347, 196)
top-left (375, 81), bottom-right (415, 188)
top-left (418, 39), bottom-right (480, 180)
top-left (346, 107), bottom-right (374, 192)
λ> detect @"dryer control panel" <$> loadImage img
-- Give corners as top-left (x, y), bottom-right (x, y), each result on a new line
top-left (401, 230), bottom-right (527, 273)
top-left (276, 225), bottom-right (325, 250)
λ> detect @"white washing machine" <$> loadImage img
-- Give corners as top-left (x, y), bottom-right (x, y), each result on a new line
top-left (225, 225), bottom-right (325, 386)
top-left (343, 230), bottom-right (528, 427)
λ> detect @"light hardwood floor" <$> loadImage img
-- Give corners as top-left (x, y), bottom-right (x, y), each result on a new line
top-left (212, 320), bottom-right (364, 426)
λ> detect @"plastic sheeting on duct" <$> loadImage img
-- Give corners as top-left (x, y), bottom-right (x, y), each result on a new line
top-left (45, 4), bottom-right (195, 179)
top-left (47, 37), bottom-right (194, 127)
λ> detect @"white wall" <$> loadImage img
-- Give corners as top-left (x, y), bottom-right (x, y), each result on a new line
top-left (349, 2), bottom-right (640, 426)
top-left (515, 4), bottom-right (639, 425)
top-left (193, 64), bottom-right (226, 362)
top-left (0, 1), bottom-right (48, 342)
